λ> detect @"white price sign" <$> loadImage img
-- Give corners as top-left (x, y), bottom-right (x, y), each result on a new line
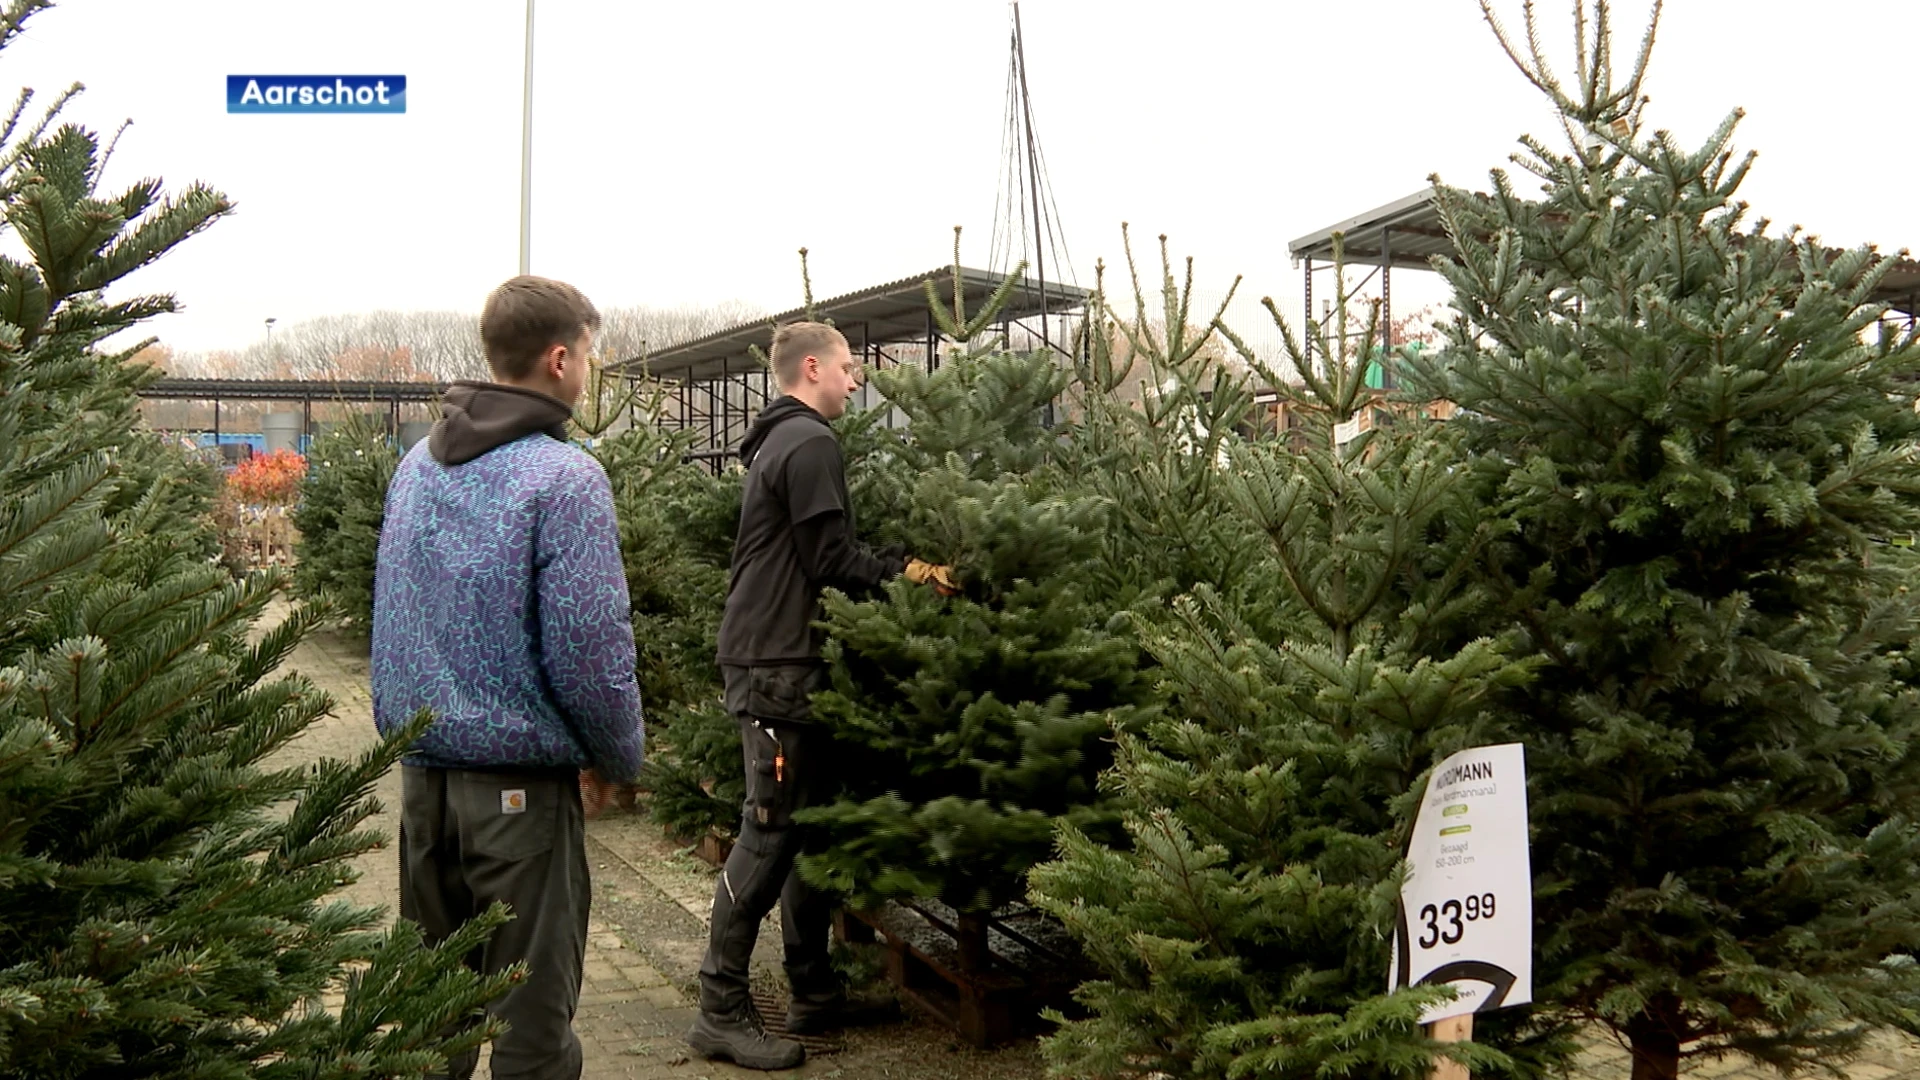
top-left (1389, 742), bottom-right (1532, 1023)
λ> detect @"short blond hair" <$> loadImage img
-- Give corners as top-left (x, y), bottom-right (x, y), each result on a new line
top-left (768, 321), bottom-right (847, 388)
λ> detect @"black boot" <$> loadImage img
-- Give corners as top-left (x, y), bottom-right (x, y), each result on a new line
top-left (785, 987), bottom-right (903, 1036)
top-left (686, 998), bottom-right (805, 1070)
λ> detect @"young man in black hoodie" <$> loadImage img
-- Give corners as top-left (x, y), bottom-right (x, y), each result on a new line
top-left (687, 322), bottom-right (956, 1070)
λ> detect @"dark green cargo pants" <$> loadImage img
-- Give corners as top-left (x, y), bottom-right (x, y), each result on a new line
top-left (400, 765), bottom-right (589, 1080)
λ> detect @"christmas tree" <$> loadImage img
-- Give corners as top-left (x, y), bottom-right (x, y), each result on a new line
top-left (588, 391), bottom-right (740, 831)
top-left (292, 410), bottom-right (399, 635)
top-left (589, 388), bottom-right (728, 715)
top-left (1399, 5), bottom-right (1920, 1078)
top-left (1028, 238), bottom-right (1565, 1080)
top-left (792, 266), bottom-right (1158, 919)
top-left (1062, 227), bottom-right (1273, 610)
top-left (0, 13), bottom-right (512, 1074)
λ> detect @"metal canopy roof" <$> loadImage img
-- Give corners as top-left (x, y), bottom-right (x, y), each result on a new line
top-left (139, 377), bottom-right (447, 402)
top-left (1290, 187), bottom-right (1920, 316)
top-left (1874, 263), bottom-right (1920, 317)
top-left (626, 266), bottom-right (1092, 384)
top-left (1289, 188), bottom-right (1454, 270)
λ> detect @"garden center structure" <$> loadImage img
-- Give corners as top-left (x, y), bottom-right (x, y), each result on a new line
top-left (623, 266), bottom-right (1091, 468)
top-left (1289, 187), bottom-right (1920, 373)
top-left (136, 377), bottom-right (444, 457)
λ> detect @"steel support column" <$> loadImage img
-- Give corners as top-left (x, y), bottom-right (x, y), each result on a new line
top-left (1303, 256), bottom-right (1314, 364)
top-left (709, 366), bottom-right (719, 453)
top-left (717, 361), bottom-right (729, 453)
top-left (1380, 226), bottom-right (1393, 388)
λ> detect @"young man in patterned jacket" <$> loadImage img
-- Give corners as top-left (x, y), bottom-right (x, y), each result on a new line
top-left (372, 275), bottom-right (644, 1080)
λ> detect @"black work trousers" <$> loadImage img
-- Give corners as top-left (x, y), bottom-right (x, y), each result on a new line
top-left (400, 766), bottom-right (590, 1080)
top-left (697, 665), bottom-right (837, 1015)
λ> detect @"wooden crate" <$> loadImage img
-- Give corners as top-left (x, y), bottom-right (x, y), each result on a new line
top-left (833, 899), bottom-right (1085, 1047)
top-left (691, 830), bottom-right (732, 868)
top-left (663, 826), bottom-right (734, 868)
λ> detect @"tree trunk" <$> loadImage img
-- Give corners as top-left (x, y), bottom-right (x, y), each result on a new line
top-left (1627, 1011), bottom-right (1683, 1080)
top-left (957, 912), bottom-right (991, 976)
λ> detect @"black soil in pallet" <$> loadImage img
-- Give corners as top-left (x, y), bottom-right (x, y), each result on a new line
top-left (834, 899), bottom-right (1091, 1048)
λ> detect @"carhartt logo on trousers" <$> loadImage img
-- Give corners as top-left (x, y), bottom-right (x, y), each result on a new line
top-left (502, 789), bottom-right (528, 814)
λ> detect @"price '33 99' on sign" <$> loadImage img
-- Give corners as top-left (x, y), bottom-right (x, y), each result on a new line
top-left (1415, 893), bottom-right (1497, 948)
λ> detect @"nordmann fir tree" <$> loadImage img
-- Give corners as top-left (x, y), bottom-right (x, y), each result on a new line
top-left (586, 379), bottom-right (737, 826)
top-left (0, 4), bottom-right (514, 1073)
top-left (634, 239), bottom-right (1014, 850)
top-left (1400, 4), bottom-right (1920, 1078)
top-left (582, 373), bottom-right (727, 725)
top-left (292, 410), bottom-right (400, 635)
top-left (1029, 241), bottom-right (1568, 1080)
top-left (793, 262), bottom-right (1157, 926)
top-left (1061, 228), bottom-right (1273, 612)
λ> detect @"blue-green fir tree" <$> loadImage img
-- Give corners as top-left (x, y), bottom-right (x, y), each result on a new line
top-left (0, 4), bottom-right (512, 1073)
top-left (292, 410), bottom-right (399, 635)
top-left (794, 265), bottom-right (1158, 926)
top-left (1400, 5), bottom-right (1920, 1079)
top-left (1061, 228), bottom-right (1274, 612)
top-left (1027, 238), bottom-right (1570, 1080)
top-left (592, 398), bottom-right (741, 835)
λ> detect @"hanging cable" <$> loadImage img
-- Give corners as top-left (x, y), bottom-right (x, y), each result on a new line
top-left (986, 1), bottom-right (1075, 352)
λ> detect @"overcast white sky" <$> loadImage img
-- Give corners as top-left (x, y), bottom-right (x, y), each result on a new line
top-left (0, 0), bottom-right (1909, 357)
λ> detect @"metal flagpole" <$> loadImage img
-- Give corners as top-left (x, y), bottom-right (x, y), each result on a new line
top-left (519, 0), bottom-right (535, 276)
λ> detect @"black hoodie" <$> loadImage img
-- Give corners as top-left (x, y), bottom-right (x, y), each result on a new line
top-left (715, 395), bottom-right (904, 672)
top-left (429, 381), bottom-right (573, 465)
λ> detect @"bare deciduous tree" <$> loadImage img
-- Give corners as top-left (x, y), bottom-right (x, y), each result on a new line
top-left (153, 301), bottom-right (765, 383)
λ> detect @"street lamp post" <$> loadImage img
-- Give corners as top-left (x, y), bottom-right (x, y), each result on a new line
top-left (519, 0), bottom-right (535, 276)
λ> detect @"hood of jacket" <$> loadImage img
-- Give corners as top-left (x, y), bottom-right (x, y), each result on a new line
top-left (737, 394), bottom-right (827, 467)
top-left (429, 381), bottom-right (574, 466)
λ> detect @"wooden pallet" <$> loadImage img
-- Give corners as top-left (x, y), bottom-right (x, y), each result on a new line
top-left (690, 829), bottom-right (732, 868)
top-left (749, 990), bottom-right (844, 1056)
top-left (663, 826), bottom-right (735, 868)
top-left (832, 899), bottom-right (1084, 1047)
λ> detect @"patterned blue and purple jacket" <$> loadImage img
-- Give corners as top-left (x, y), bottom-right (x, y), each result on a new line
top-left (371, 402), bottom-right (644, 784)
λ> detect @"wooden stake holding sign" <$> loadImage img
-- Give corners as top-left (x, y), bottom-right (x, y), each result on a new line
top-left (1428, 1013), bottom-right (1473, 1080)
top-left (1388, 743), bottom-right (1533, 1080)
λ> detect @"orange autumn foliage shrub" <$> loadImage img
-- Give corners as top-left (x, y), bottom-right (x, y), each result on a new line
top-left (226, 448), bottom-right (307, 505)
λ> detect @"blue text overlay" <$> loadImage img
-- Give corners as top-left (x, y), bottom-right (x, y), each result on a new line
top-left (228, 76), bottom-right (406, 114)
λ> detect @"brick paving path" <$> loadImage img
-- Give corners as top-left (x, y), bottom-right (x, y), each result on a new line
top-left (261, 600), bottom-right (1920, 1079)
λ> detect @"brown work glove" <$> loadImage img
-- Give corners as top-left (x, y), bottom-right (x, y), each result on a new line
top-left (904, 557), bottom-right (960, 597)
top-left (579, 768), bottom-right (614, 820)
